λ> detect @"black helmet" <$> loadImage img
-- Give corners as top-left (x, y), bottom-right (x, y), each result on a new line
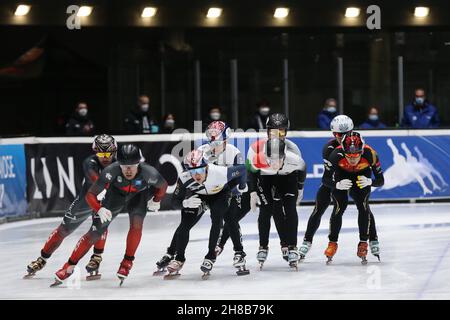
top-left (265, 138), bottom-right (286, 160)
top-left (266, 113), bottom-right (290, 130)
top-left (117, 144), bottom-right (141, 165)
top-left (92, 134), bottom-right (117, 153)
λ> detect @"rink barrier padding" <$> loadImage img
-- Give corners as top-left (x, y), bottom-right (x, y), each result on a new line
top-left (0, 129), bottom-right (449, 218)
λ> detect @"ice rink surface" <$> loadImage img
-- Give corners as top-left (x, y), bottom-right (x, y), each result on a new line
top-left (1, 203), bottom-right (449, 300)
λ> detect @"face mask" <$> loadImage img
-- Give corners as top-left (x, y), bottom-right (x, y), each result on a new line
top-left (415, 97), bottom-right (425, 105)
top-left (259, 107), bottom-right (270, 116)
top-left (210, 112), bottom-right (221, 120)
top-left (165, 119), bottom-right (175, 127)
top-left (326, 106), bottom-right (337, 113)
top-left (140, 104), bottom-right (149, 112)
top-left (369, 114), bottom-right (379, 121)
top-left (78, 108), bottom-right (88, 117)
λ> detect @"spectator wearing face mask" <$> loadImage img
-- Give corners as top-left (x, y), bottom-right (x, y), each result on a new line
top-left (124, 94), bottom-right (160, 134)
top-left (203, 106), bottom-right (223, 130)
top-left (401, 88), bottom-right (440, 128)
top-left (359, 107), bottom-right (387, 129)
top-left (247, 100), bottom-right (271, 131)
top-left (318, 98), bottom-right (339, 129)
top-left (65, 102), bottom-right (95, 136)
top-left (161, 113), bottom-right (176, 133)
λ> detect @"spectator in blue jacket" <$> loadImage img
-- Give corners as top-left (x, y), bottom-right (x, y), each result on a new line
top-left (318, 98), bottom-right (338, 129)
top-left (401, 88), bottom-right (440, 128)
top-left (359, 107), bottom-right (387, 129)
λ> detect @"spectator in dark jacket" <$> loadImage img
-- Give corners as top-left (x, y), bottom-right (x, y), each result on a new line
top-left (401, 88), bottom-right (440, 128)
top-left (246, 100), bottom-right (271, 131)
top-left (161, 113), bottom-right (176, 133)
top-left (124, 95), bottom-right (159, 134)
top-left (359, 107), bottom-right (387, 129)
top-left (318, 98), bottom-right (338, 129)
top-left (202, 106), bottom-right (224, 130)
top-left (65, 102), bottom-right (95, 136)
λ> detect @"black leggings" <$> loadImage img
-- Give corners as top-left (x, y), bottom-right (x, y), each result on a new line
top-left (304, 185), bottom-right (378, 243)
top-left (258, 173), bottom-right (298, 248)
top-left (329, 186), bottom-right (373, 242)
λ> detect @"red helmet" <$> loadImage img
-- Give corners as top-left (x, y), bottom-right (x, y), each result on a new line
top-left (183, 149), bottom-right (207, 170)
top-left (205, 121), bottom-right (230, 143)
top-left (341, 132), bottom-right (365, 156)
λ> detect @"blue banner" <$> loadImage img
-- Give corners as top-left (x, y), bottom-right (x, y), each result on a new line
top-left (223, 134), bottom-right (450, 201)
top-left (0, 144), bottom-right (27, 217)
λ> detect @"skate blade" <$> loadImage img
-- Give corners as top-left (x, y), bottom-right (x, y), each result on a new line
top-left (117, 274), bottom-right (127, 286)
top-left (289, 264), bottom-right (298, 271)
top-left (153, 269), bottom-right (166, 276)
top-left (86, 273), bottom-right (101, 281)
top-left (360, 257), bottom-right (368, 265)
top-left (23, 273), bottom-right (36, 279)
top-left (50, 279), bottom-right (63, 287)
top-left (258, 262), bottom-right (264, 270)
top-left (236, 269), bottom-right (250, 276)
top-left (163, 273), bottom-right (181, 280)
top-left (374, 254), bottom-right (381, 262)
top-left (326, 257), bottom-right (333, 265)
top-left (201, 272), bottom-right (210, 280)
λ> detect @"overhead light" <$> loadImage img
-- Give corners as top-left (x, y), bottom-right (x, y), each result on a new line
top-left (274, 8), bottom-right (289, 19)
top-left (345, 7), bottom-right (360, 18)
top-left (142, 7), bottom-right (157, 18)
top-left (15, 4), bottom-right (31, 16)
top-left (414, 7), bottom-right (429, 18)
top-left (77, 6), bottom-right (93, 17)
top-left (206, 7), bottom-right (222, 19)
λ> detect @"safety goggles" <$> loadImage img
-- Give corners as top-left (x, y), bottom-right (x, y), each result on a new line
top-left (188, 166), bottom-right (207, 175)
top-left (268, 129), bottom-right (287, 138)
top-left (344, 153), bottom-right (362, 159)
top-left (120, 163), bottom-right (139, 169)
top-left (209, 140), bottom-right (225, 148)
top-left (96, 152), bottom-right (114, 158)
top-left (333, 132), bottom-right (348, 138)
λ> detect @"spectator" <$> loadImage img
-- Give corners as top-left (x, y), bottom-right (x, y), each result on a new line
top-left (359, 107), bottom-right (387, 129)
top-left (247, 100), bottom-right (271, 130)
top-left (161, 113), bottom-right (176, 133)
top-left (124, 94), bottom-right (160, 134)
top-left (65, 102), bottom-right (95, 136)
top-left (202, 106), bottom-right (224, 130)
top-left (317, 98), bottom-right (338, 129)
top-left (401, 88), bottom-right (440, 128)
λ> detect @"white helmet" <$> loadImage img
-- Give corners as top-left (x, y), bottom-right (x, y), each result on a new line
top-left (330, 115), bottom-right (354, 133)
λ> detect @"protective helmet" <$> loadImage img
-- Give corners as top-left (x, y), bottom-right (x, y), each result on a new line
top-left (266, 113), bottom-right (290, 130)
top-left (330, 115), bottom-right (354, 133)
top-left (117, 144), bottom-right (141, 165)
top-left (341, 132), bottom-right (365, 155)
top-left (183, 149), bottom-right (207, 170)
top-left (265, 138), bottom-right (286, 160)
top-left (92, 134), bottom-right (117, 153)
top-left (205, 121), bottom-right (230, 143)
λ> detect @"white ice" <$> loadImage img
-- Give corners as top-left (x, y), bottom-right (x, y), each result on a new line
top-left (0, 203), bottom-right (449, 300)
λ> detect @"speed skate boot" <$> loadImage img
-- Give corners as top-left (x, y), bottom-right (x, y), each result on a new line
top-left (154, 253), bottom-right (174, 276)
top-left (288, 247), bottom-right (300, 271)
top-left (256, 246), bottom-right (268, 270)
top-left (85, 254), bottom-right (102, 281)
top-left (164, 259), bottom-right (184, 280)
top-left (200, 258), bottom-right (215, 280)
top-left (357, 241), bottom-right (369, 265)
top-left (51, 262), bottom-right (75, 287)
top-left (369, 240), bottom-right (381, 261)
top-left (281, 246), bottom-right (289, 262)
top-left (25, 257), bottom-right (47, 279)
top-left (117, 258), bottom-right (133, 286)
top-left (324, 242), bottom-right (338, 264)
top-left (233, 251), bottom-right (250, 276)
top-left (299, 241), bottom-right (312, 261)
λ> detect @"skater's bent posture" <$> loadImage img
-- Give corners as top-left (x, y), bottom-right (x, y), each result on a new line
top-left (51, 144), bottom-right (167, 286)
top-left (322, 132), bottom-right (384, 264)
top-left (164, 149), bottom-right (248, 278)
top-left (25, 134), bottom-right (117, 278)
top-left (247, 134), bottom-right (306, 270)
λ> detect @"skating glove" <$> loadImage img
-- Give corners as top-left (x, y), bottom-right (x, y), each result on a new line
top-left (250, 191), bottom-right (260, 212)
top-left (182, 194), bottom-right (203, 209)
top-left (336, 179), bottom-right (353, 190)
top-left (296, 189), bottom-right (304, 206)
top-left (356, 175), bottom-right (372, 189)
top-left (97, 207), bottom-right (112, 224)
top-left (147, 197), bottom-right (161, 212)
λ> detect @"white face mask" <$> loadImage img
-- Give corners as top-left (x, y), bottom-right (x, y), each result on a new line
top-left (210, 112), bottom-right (221, 120)
top-left (78, 108), bottom-right (88, 117)
top-left (140, 104), bottom-right (149, 112)
top-left (165, 119), bottom-right (175, 127)
top-left (368, 114), bottom-right (379, 121)
top-left (326, 106), bottom-right (337, 113)
top-left (259, 107), bottom-right (270, 116)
